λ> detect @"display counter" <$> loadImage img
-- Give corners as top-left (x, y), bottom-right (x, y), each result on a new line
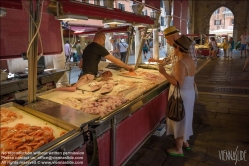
top-left (1, 67), bottom-right (170, 166)
top-left (37, 67), bottom-right (170, 166)
top-left (0, 102), bottom-right (89, 166)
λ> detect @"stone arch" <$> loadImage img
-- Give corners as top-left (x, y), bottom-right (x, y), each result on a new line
top-left (208, 6), bottom-right (235, 35)
top-left (194, 0), bottom-right (248, 43)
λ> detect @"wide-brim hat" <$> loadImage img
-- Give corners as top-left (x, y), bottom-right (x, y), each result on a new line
top-left (174, 35), bottom-right (193, 52)
top-left (163, 26), bottom-right (179, 37)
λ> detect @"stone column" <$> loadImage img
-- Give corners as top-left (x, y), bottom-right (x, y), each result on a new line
top-left (153, 29), bottom-right (159, 59)
top-left (135, 27), bottom-right (142, 64)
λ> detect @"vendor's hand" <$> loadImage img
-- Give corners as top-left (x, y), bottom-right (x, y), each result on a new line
top-left (126, 66), bottom-right (134, 72)
top-left (148, 58), bottom-right (156, 63)
top-left (158, 65), bottom-right (167, 76)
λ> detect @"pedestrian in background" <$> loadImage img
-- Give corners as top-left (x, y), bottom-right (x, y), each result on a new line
top-left (227, 37), bottom-right (234, 58)
top-left (142, 41), bottom-right (149, 59)
top-left (209, 37), bottom-right (218, 60)
top-left (242, 34), bottom-right (249, 71)
top-left (64, 40), bottom-right (71, 62)
top-left (222, 38), bottom-right (229, 58)
top-left (109, 36), bottom-right (121, 60)
top-left (240, 31), bottom-right (248, 58)
top-left (119, 39), bottom-right (129, 63)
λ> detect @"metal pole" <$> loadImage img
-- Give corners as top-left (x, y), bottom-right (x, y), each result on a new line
top-left (28, 0), bottom-right (40, 103)
top-left (111, 116), bottom-right (117, 166)
top-left (125, 26), bottom-right (134, 64)
top-left (135, 27), bottom-right (148, 70)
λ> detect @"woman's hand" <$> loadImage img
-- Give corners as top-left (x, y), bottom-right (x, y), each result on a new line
top-left (158, 65), bottom-right (167, 76)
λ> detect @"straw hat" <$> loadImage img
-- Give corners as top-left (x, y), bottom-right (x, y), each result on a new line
top-left (174, 35), bottom-right (193, 52)
top-left (163, 26), bottom-right (179, 37)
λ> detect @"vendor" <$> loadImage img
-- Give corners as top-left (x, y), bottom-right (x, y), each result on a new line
top-left (79, 32), bottom-right (133, 75)
top-left (57, 32), bottom-right (134, 92)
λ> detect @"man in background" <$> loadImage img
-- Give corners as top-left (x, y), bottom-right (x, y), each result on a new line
top-left (64, 40), bottom-right (71, 62)
top-left (119, 39), bottom-right (129, 63)
top-left (240, 31), bottom-right (248, 58)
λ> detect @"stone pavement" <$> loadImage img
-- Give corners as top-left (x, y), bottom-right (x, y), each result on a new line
top-left (125, 50), bottom-right (249, 166)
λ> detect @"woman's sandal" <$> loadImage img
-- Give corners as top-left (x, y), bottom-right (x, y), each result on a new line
top-left (167, 149), bottom-right (184, 157)
top-left (183, 146), bottom-right (191, 150)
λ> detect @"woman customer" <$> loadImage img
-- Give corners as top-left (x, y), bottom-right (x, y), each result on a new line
top-left (158, 35), bottom-right (196, 156)
top-left (209, 37), bottom-right (218, 59)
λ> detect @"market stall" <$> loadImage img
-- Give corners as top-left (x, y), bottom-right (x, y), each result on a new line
top-left (0, 0), bottom-right (169, 166)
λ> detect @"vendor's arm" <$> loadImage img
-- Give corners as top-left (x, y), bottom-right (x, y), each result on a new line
top-left (105, 54), bottom-right (134, 72)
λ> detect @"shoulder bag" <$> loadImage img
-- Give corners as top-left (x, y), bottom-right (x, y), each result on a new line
top-left (166, 81), bottom-right (185, 122)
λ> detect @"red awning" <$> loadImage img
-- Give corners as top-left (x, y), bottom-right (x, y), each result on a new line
top-left (144, 0), bottom-right (161, 10)
top-left (0, 1), bottom-right (62, 60)
top-left (0, 0), bottom-right (22, 10)
top-left (57, 0), bottom-right (154, 25)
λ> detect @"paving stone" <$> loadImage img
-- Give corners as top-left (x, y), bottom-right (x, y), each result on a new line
top-left (153, 138), bottom-right (175, 153)
top-left (225, 129), bottom-right (249, 142)
top-left (194, 110), bottom-right (217, 119)
top-left (210, 128), bottom-right (227, 139)
top-left (148, 151), bottom-right (167, 166)
top-left (204, 106), bottom-right (229, 113)
top-left (228, 108), bottom-right (249, 116)
top-left (201, 118), bottom-right (227, 129)
top-left (191, 133), bottom-right (211, 148)
top-left (205, 148), bottom-right (236, 166)
top-left (198, 98), bottom-right (231, 103)
top-left (138, 150), bottom-right (158, 165)
top-left (203, 137), bottom-right (227, 150)
top-left (226, 120), bottom-right (249, 131)
top-left (225, 141), bottom-right (249, 151)
top-left (194, 161), bottom-right (215, 166)
top-left (216, 113), bottom-right (249, 122)
top-left (162, 157), bottom-right (199, 166)
top-left (183, 145), bottom-right (207, 162)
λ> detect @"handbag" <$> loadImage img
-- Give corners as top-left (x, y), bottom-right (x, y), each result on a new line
top-left (166, 81), bottom-right (185, 122)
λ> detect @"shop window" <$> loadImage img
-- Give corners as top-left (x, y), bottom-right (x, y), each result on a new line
top-left (214, 20), bottom-right (221, 25)
top-left (214, 9), bottom-right (219, 14)
top-left (142, 10), bottom-right (147, 16)
top-left (118, 3), bottom-right (125, 11)
top-left (161, 16), bottom-right (164, 26)
top-left (160, 0), bottom-right (163, 8)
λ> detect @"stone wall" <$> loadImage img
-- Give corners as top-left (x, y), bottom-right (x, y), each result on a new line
top-left (193, 0), bottom-right (249, 43)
